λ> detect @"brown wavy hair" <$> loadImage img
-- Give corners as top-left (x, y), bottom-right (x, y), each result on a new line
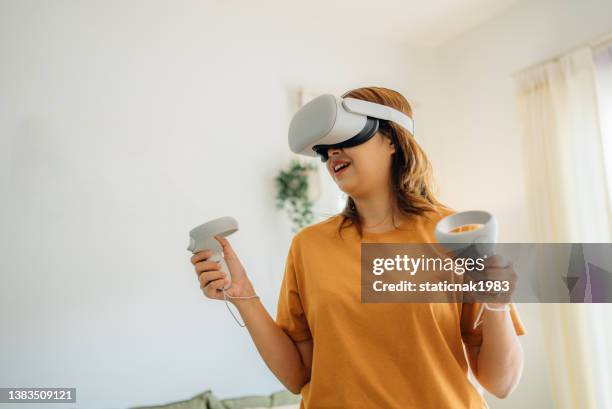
top-left (337, 86), bottom-right (450, 237)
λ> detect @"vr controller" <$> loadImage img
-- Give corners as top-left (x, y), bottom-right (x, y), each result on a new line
top-left (435, 210), bottom-right (505, 328)
top-left (187, 216), bottom-right (239, 290)
top-left (435, 210), bottom-right (498, 258)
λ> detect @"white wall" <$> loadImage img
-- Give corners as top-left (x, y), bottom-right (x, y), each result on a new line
top-left (428, 0), bottom-right (612, 407)
top-left (0, 2), bottom-right (440, 408)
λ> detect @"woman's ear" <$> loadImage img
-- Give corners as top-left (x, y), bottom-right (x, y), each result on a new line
top-left (387, 138), bottom-right (396, 154)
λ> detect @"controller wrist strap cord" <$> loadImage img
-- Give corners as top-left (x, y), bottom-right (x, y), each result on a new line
top-left (473, 302), bottom-right (511, 329)
top-left (222, 289), bottom-right (259, 327)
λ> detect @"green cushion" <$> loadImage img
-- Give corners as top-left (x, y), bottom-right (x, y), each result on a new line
top-left (129, 389), bottom-right (300, 409)
top-left (220, 390), bottom-right (301, 409)
top-left (130, 389), bottom-right (225, 409)
top-left (269, 390), bottom-right (301, 406)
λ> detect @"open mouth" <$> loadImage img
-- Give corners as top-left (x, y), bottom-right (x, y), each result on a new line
top-left (333, 161), bottom-right (351, 175)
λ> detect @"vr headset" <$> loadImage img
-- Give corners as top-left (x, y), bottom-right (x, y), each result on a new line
top-left (288, 94), bottom-right (414, 162)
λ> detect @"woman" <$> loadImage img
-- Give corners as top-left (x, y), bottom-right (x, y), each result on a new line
top-left (190, 87), bottom-right (526, 408)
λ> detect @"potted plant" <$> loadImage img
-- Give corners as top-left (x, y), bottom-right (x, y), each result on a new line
top-left (275, 159), bottom-right (319, 232)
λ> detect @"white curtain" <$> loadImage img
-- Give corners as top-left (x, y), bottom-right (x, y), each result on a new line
top-left (513, 45), bottom-right (612, 409)
top-left (514, 46), bottom-right (612, 243)
top-left (589, 40), bottom-right (612, 409)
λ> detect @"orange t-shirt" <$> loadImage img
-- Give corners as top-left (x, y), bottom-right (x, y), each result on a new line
top-left (275, 209), bottom-right (526, 409)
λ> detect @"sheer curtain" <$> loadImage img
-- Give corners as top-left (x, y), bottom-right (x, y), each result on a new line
top-left (513, 43), bottom-right (612, 409)
top-left (589, 40), bottom-right (612, 409)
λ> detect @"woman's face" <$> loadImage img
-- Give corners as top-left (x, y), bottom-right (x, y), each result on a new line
top-left (325, 132), bottom-right (396, 197)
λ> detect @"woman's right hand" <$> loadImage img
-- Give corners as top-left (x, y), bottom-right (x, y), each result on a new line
top-left (190, 235), bottom-right (256, 302)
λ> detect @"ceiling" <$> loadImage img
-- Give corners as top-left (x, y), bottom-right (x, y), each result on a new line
top-left (215, 0), bottom-right (526, 47)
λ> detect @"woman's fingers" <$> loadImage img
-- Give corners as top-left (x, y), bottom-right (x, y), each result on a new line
top-left (198, 270), bottom-right (226, 288)
top-left (214, 236), bottom-right (238, 261)
top-left (202, 278), bottom-right (230, 299)
top-left (206, 278), bottom-right (229, 292)
top-left (190, 250), bottom-right (230, 300)
top-left (198, 269), bottom-right (230, 300)
top-left (194, 260), bottom-right (222, 276)
top-left (190, 250), bottom-right (212, 265)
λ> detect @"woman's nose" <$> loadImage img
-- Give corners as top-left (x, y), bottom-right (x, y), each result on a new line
top-left (328, 147), bottom-right (342, 157)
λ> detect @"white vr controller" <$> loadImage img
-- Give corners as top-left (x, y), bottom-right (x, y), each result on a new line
top-left (187, 216), bottom-right (239, 290)
top-left (435, 210), bottom-right (498, 258)
top-left (436, 210), bottom-right (503, 329)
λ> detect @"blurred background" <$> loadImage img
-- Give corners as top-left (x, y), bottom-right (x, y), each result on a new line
top-left (1, 0), bottom-right (611, 408)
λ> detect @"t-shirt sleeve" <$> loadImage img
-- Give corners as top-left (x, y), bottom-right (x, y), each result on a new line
top-left (275, 240), bottom-right (312, 342)
top-left (461, 302), bottom-right (526, 346)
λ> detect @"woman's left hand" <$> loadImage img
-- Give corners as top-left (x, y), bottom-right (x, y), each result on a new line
top-left (464, 254), bottom-right (518, 305)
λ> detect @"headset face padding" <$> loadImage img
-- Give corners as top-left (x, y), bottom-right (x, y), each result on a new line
top-left (288, 94), bottom-right (414, 161)
top-left (312, 117), bottom-right (380, 162)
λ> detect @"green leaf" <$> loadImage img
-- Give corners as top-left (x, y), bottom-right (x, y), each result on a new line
top-left (274, 158), bottom-right (317, 231)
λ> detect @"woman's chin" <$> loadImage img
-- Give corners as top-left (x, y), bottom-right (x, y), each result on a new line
top-left (335, 180), bottom-right (357, 195)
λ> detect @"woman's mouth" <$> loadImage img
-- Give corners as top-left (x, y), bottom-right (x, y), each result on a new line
top-left (333, 161), bottom-right (351, 176)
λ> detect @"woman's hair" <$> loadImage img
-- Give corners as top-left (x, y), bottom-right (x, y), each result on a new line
top-left (337, 86), bottom-right (450, 237)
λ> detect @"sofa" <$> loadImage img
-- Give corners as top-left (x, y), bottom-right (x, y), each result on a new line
top-left (130, 389), bottom-right (301, 409)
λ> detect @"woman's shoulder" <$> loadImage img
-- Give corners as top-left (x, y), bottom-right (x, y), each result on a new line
top-left (291, 214), bottom-right (348, 245)
top-left (405, 205), bottom-right (456, 238)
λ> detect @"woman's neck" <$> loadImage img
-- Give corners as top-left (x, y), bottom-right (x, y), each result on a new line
top-left (352, 189), bottom-right (407, 233)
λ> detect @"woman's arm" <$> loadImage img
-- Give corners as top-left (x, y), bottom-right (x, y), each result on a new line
top-left (466, 304), bottom-right (524, 399)
top-left (233, 299), bottom-right (313, 394)
top-left (190, 237), bottom-right (312, 394)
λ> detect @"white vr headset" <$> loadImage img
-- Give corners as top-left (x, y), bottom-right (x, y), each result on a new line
top-left (288, 94), bottom-right (414, 161)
